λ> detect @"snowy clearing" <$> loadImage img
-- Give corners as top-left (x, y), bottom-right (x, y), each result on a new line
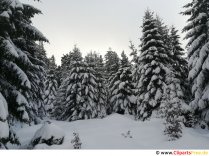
top-left (14, 114), bottom-right (209, 149)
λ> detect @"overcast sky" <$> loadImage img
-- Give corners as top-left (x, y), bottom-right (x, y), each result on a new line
top-left (22, 0), bottom-right (190, 65)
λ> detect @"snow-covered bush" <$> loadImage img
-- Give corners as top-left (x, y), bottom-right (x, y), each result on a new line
top-left (28, 121), bottom-right (65, 149)
top-left (71, 133), bottom-right (82, 149)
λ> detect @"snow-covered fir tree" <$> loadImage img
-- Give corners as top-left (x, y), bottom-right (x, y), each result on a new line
top-left (104, 48), bottom-right (120, 79)
top-left (37, 41), bottom-right (49, 70)
top-left (169, 26), bottom-right (190, 103)
top-left (129, 41), bottom-right (141, 97)
top-left (129, 41), bottom-right (138, 64)
top-left (161, 70), bottom-right (184, 141)
top-left (155, 16), bottom-right (171, 54)
top-left (61, 45), bottom-right (83, 80)
top-left (109, 52), bottom-right (136, 115)
top-left (0, 0), bottom-right (48, 147)
top-left (13, 5), bottom-right (48, 120)
top-left (53, 46), bottom-right (83, 120)
top-left (54, 47), bottom-right (101, 121)
top-left (52, 79), bottom-right (68, 119)
top-left (104, 49), bottom-right (120, 113)
top-left (85, 52), bottom-right (107, 117)
top-left (44, 55), bottom-right (58, 116)
top-left (120, 51), bottom-right (130, 67)
top-left (182, 0), bottom-right (209, 125)
top-left (54, 65), bottom-right (62, 87)
top-left (136, 10), bottom-right (170, 120)
top-left (97, 56), bottom-right (108, 117)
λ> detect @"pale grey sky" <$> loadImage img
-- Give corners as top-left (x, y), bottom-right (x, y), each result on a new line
top-left (22, 0), bottom-right (190, 65)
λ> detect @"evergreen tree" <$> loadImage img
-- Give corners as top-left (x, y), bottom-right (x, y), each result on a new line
top-left (85, 52), bottom-right (107, 117)
top-left (120, 51), bottom-right (130, 67)
top-left (54, 48), bottom-right (100, 121)
top-left (169, 26), bottom-right (190, 103)
top-left (85, 51), bottom-right (100, 66)
top-left (37, 41), bottom-right (49, 70)
top-left (129, 41), bottom-right (138, 64)
top-left (61, 45), bottom-right (83, 80)
top-left (52, 79), bottom-right (68, 119)
top-left (44, 55), bottom-right (58, 116)
top-left (109, 53), bottom-right (136, 115)
top-left (129, 41), bottom-right (141, 95)
top-left (54, 65), bottom-right (62, 87)
top-left (104, 48), bottom-right (120, 79)
top-left (155, 16), bottom-right (171, 53)
top-left (182, 0), bottom-right (209, 124)
top-left (136, 10), bottom-right (170, 120)
top-left (161, 70), bottom-right (184, 141)
top-left (0, 0), bottom-right (48, 146)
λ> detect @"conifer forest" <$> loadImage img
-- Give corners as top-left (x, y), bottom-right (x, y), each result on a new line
top-left (1, 0), bottom-right (209, 150)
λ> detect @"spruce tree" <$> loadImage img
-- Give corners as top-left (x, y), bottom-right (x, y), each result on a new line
top-left (162, 70), bottom-right (183, 141)
top-left (182, 0), bottom-right (209, 124)
top-left (169, 26), bottom-right (190, 103)
top-left (97, 56), bottom-right (107, 117)
top-left (136, 10), bottom-right (170, 120)
top-left (104, 49), bottom-right (120, 114)
top-left (0, 0), bottom-right (48, 147)
top-left (54, 47), bottom-right (100, 121)
top-left (85, 52), bottom-right (107, 117)
top-left (61, 45), bottom-right (83, 80)
top-left (155, 16), bottom-right (171, 53)
top-left (104, 48), bottom-right (120, 79)
top-left (129, 41), bottom-right (138, 64)
top-left (44, 55), bottom-right (58, 116)
top-left (109, 52), bottom-right (136, 115)
top-left (54, 65), bottom-right (62, 87)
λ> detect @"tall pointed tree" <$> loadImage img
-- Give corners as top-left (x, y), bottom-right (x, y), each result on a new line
top-left (53, 47), bottom-right (100, 121)
top-left (85, 52), bottom-right (107, 117)
top-left (169, 26), bottom-right (190, 102)
top-left (44, 55), bottom-right (58, 117)
top-left (162, 70), bottom-right (183, 141)
top-left (109, 52), bottom-right (136, 115)
top-left (129, 41), bottom-right (138, 64)
top-left (136, 10), bottom-right (170, 120)
top-left (61, 45), bottom-right (83, 81)
top-left (0, 0), bottom-right (48, 147)
top-left (182, 0), bottom-right (209, 124)
top-left (104, 48), bottom-right (120, 79)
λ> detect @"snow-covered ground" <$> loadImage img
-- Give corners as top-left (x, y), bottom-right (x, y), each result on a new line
top-left (15, 114), bottom-right (209, 149)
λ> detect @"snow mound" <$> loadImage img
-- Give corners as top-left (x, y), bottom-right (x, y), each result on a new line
top-left (28, 121), bottom-right (65, 149)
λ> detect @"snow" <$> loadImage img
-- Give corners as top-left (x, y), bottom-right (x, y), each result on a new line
top-left (32, 122), bottom-right (65, 141)
top-left (154, 67), bottom-right (161, 74)
top-left (2, 39), bottom-right (19, 58)
top-left (0, 93), bottom-right (8, 120)
top-left (0, 93), bottom-right (9, 139)
top-left (28, 121), bottom-right (65, 148)
top-left (14, 114), bottom-right (209, 149)
top-left (119, 82), bottom-right (125, 90)
top-left (6, 61), bottom-right (31, 88)
top-left (11, 0), bottom-right (23, 9)
top-left (0, 121), bottom-right (9, 139)
top-left (155, 89), bottom-right (162, 101)
top-left (0, 11), bottom-right (10, 18)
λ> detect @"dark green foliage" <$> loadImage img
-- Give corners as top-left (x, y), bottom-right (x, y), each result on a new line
top-left (182, 0), bottom-right (209, 124)
top-left (136, 10), bottom-right (169, 120)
